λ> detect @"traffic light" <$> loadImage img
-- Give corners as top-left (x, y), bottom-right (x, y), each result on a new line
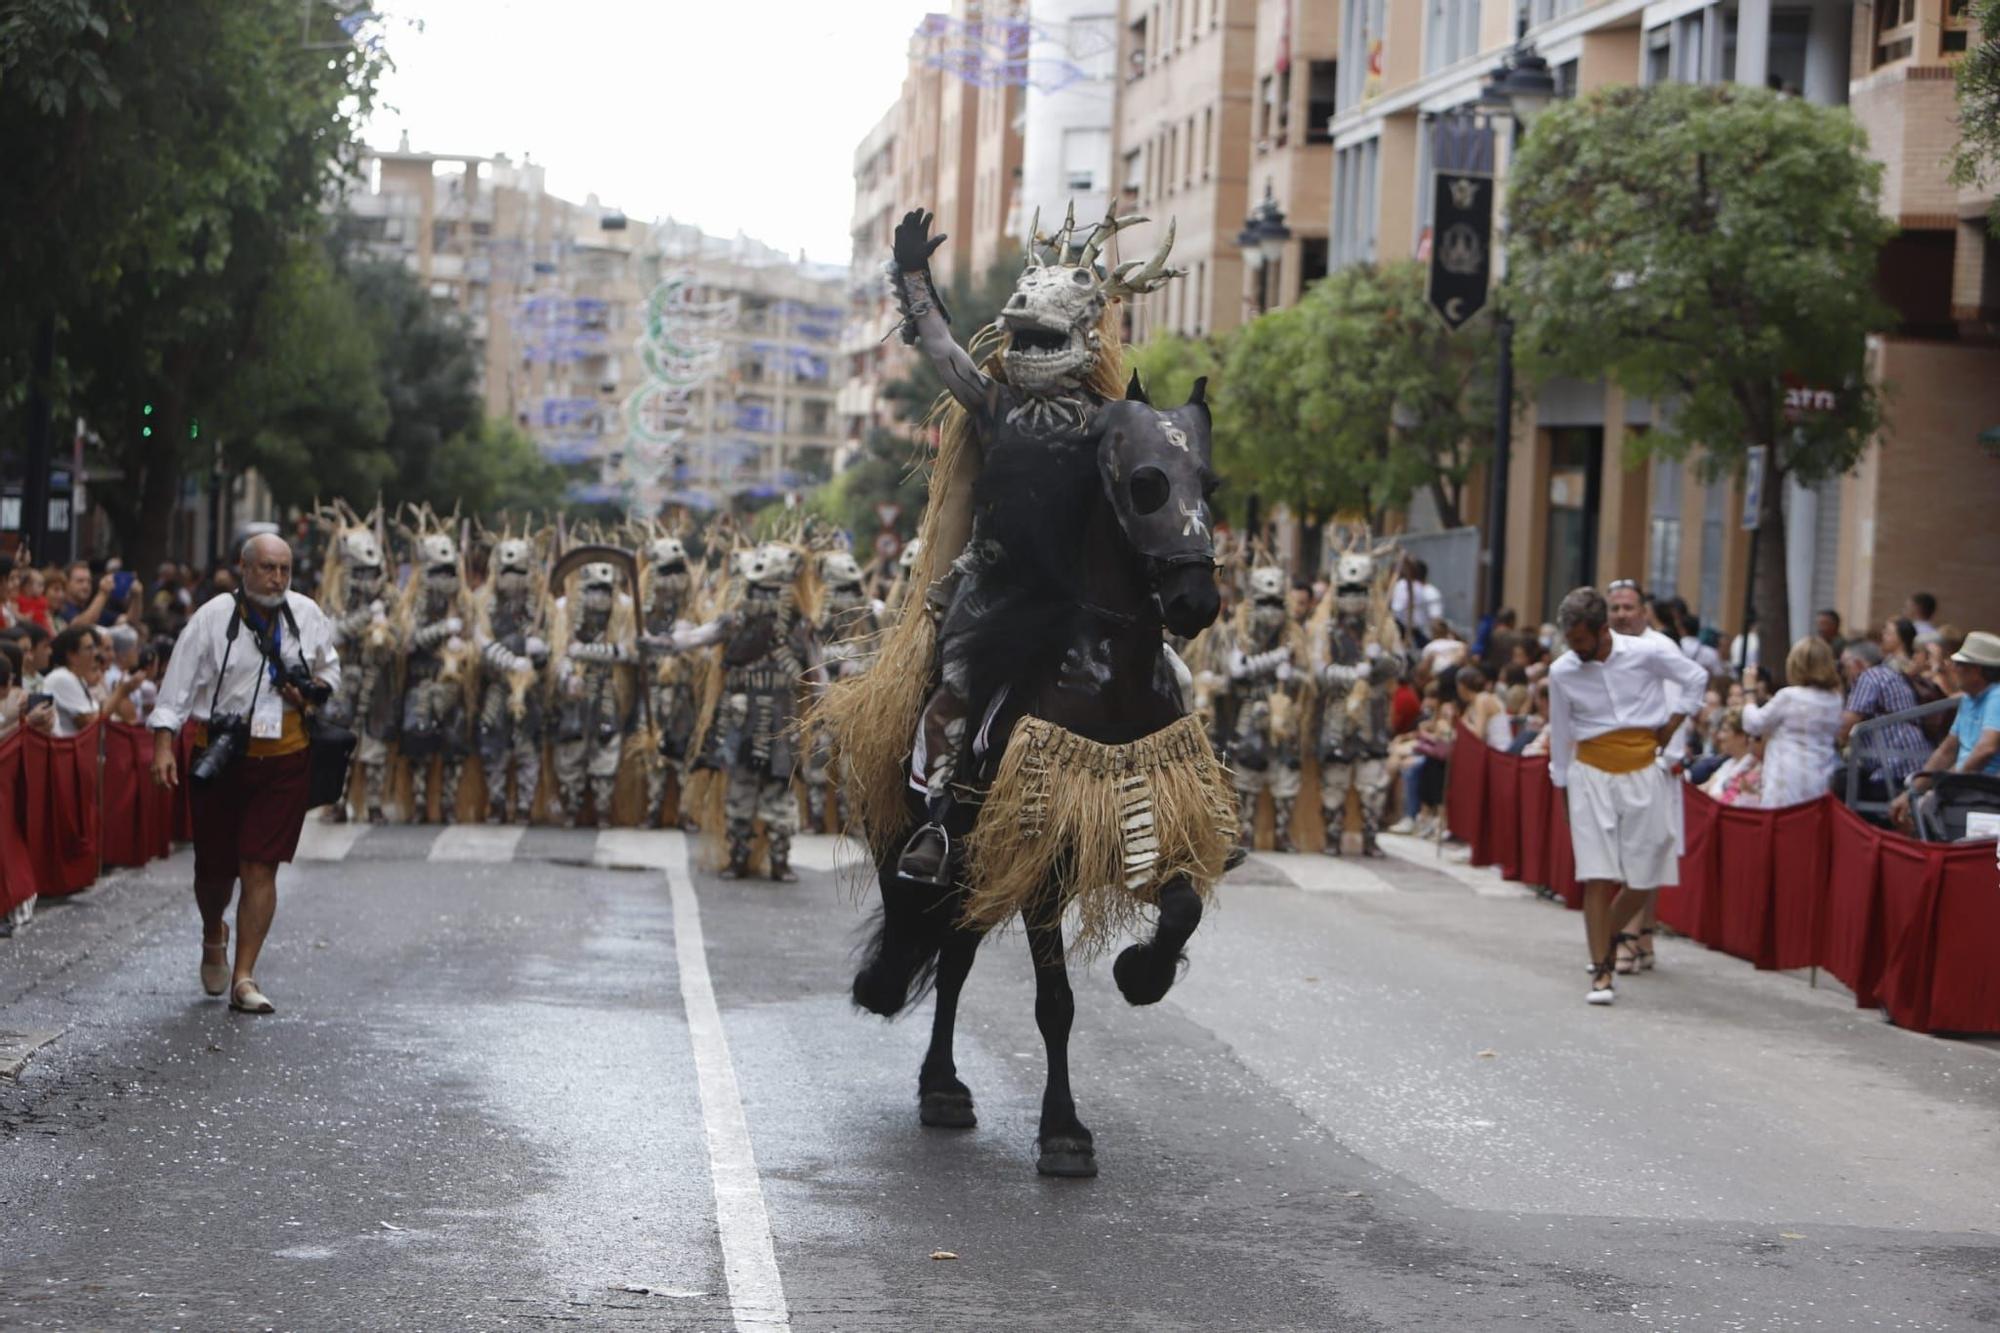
top-left (189, 418), bottom-right (199, 440)
top-left (141, 401), bottom-right (153, 439)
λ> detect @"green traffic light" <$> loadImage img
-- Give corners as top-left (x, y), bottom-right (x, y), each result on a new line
top-left (189, 419), bottom-right (200, 440)
top-left (142, 403), bottom-right (153, 416)
top-left (141, 426), bottom-right (152, 438)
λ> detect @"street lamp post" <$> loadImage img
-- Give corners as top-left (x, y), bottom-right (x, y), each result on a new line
top-left (1235, 185), bottom-right (1291, 547)
top-left (1475, 42), bottom-right (1555, 620)
top-left (1235, 185), bottom-right (1292, 317)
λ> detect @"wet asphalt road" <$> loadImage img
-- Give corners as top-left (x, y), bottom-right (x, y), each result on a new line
top-left (2, 824), bottom-right (1997, 1332)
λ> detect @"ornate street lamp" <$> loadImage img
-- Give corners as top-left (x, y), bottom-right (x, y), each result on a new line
top-left (1236, 184), bottom-right (1292, 316)
top-left (1476, 41), bottom-right (1556, 619)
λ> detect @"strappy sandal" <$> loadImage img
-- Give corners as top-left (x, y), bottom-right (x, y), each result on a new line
top-left (1587, 953), bottom-right (1617, 1005)
top-left (1613, 930), bottom-right (1639, 975)
top-left (229, 979), bottom-right (276, 1015)
top-left (201, 927), bottom-right (230, 997)
top-left (1635, 927), bottom-right (1657, 972)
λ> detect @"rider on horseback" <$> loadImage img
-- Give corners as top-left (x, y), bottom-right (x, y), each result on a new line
top-left (885, 205), bottom-right (1184, 886)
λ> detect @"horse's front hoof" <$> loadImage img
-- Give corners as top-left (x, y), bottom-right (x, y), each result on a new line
top-left (852, 965), bottom-right (906, 1017)
top-left (919, 1090), bottom-right (977, 1129)
top-left (1113, 942), bottom-right (1181, 1006)
top-left (1036, 1135), bottom-right (1098, 1178)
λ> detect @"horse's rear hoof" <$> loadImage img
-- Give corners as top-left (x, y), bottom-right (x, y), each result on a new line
top-left (919, 1090), bottom-right (977, 1129)
top-left (1036, 1136), bottom-right (1098, 1178)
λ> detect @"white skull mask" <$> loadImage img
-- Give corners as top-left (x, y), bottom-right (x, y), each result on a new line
top-left (1249, 566), bottom-right (1286, 602)
top-left (734, 542), bottom-right (799, 588)
top-left (493, 538), bottom-right (534, 577)
top-left (1000, 264), bottom-right (1104, 394)
top-left (418, 533), bottom-right (458, 571)
top-left (340, 529), bottom-right (383, 571)
top-left (1335, 552), bottom-right (1374, 615)
top-left (577, 561), bottom-right (617, 609)
top-left (648, 536), bottom-right (688, 573)
top-left (898, 538), bottom-right (923, 573)
top-left (819, 551), bottom-right (863, 588)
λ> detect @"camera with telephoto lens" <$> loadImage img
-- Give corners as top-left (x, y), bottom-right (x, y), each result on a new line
top-left (191, 713), bottom-right (251, 785)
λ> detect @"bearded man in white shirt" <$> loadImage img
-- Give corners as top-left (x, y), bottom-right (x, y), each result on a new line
top-left (1547, 586), bottom-right (1708, 1006)
top-left (150, 534), bottom-right (339, 1016)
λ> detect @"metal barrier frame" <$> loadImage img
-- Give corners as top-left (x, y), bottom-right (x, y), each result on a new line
top-left (1844, 697), bottom-right (1960, 821)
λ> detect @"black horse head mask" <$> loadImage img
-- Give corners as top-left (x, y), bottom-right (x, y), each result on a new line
top-left (1096, 373), bottom-right (1221, 638)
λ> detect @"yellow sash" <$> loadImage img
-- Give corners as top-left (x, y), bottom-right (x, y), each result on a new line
top-left (193, 708), bottom-right (308, 759)
top-left (1576, 727), bottom-right (1658, 774)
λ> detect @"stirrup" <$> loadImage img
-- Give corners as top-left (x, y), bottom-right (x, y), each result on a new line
top-left (895, 822), bottom-right (955, 887)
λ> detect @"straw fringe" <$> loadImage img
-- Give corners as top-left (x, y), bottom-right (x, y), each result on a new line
top-left (961, 713), bottom-right (1236, 959)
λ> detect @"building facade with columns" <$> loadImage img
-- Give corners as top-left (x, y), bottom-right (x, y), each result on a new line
top-left (1321, 0), bottom-right (1999, 642)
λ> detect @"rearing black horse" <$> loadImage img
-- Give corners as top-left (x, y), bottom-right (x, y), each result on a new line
top-left (853, 375), bottom-right (1228, 1178)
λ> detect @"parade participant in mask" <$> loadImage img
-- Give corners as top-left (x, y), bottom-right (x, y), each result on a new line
top-left (804, 544), bottom-right (880, 831)
top-left (1227, 563), bottom-right (1310, 852)
top-left (317, 510), bottom-right (397, 823)
top-left (1313, 546), bottom-right (1403, 858)
top-left (550, 559), bottom-right (635, 827)
top-left (867, 204), bottom-right (1184, 886)
top-left (397, 519), bottom-right (474, 822)
top-left (473, 531), bottom-right (551, 824)
top-left (636, 533), bottom-right (703, 829)
top-left (150, 534), bottom-right (338, 1016)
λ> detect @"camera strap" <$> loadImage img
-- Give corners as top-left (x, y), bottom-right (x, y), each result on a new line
top-left (205, 602), bottom-right (265, 733)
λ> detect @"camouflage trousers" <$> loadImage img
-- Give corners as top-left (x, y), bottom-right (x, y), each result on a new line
top-left (411, 757), bottom-right (465, 824)
top-left (1319, 757), bottom-right (1389, 848)
top-left (801, 730), bottom-right (847, 831)
top-left (644, 755), bottom-right (691, 828)
top-left (724, 768), bottom-right (797, 865)
top-left (553, 735), bottom-right (621, 824)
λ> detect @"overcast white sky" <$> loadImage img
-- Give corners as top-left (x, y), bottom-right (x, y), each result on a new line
top-left (361, 0), bottom-right (940, 267)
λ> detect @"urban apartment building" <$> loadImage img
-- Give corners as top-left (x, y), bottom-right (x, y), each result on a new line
top-left (1323, 0), bottom-right (1999, 641)
top-left (340, 143), bottom-right (845, 510)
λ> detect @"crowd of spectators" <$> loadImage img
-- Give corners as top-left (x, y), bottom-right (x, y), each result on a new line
top-left (0, 552), bottom-right (234, 743)
top-left (1417, 582), bottom-right (1999, 837)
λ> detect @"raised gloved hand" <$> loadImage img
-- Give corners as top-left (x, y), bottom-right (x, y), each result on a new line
top-left (525, 635), bottom-right (548, 664)
top-left (892, 209), bottom-right (947, 273)
top-left (443, 616), bottom-right (464, 636)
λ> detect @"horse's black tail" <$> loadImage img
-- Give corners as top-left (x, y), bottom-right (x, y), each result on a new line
top-left (851, 876), bottom-right (963, 1018)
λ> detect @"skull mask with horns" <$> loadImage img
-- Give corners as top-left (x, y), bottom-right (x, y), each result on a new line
top-left (733, 542), bottom-right (800, 589)
top-left (1001, 205), bottom-right (1185, 396)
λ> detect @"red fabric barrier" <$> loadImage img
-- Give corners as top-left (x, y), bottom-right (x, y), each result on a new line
top-left (101, 723), bottom-right (144, 868)
top-left (1446, 725), bottom-right (1488, 859)
top-left (24, 722), bottom-right (102, 895)
top-left (1516, 756), bottom-right (1551, 888)
top-left (1819, 802), bottom-right (1888, 1006)
top-left (1657, 785), bottom-right (1713, 940)
top-left (1486, 750), bottom-right (1523, 881)
top-left (1544, 776), bottom-right (1582, 908)
top-left (0, 731), bottom-right (33, 914)
top-left (172, 722), bottom-right (197, 842)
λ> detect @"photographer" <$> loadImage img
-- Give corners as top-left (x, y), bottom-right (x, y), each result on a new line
top-left (149, 534), bottom-right (339, 1016)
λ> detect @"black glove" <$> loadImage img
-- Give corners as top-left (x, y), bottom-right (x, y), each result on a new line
top-left (892, 209), bottom-right (947, 273)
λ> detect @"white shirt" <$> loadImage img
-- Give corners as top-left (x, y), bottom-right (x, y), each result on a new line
top-left (150, 591), bottom-right (340, 740)
top-left (43, 666), bottom-right (96, 738)
top-left (1639, 627), bottom-right (1695, 763)
top-left (1390, 580), bottom-right (1445, 635)
top-left (1680, 634), bottom-right (1725, 678)
top-left (1546, 629), bottom-right (1710, 788)
top-left (1743, 686), bottom-right (1843, 808)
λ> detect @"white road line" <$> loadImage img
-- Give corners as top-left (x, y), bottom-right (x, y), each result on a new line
top-left (1250, 851), bottom-right (1396, 894)
top-left (292, 820), bottom-right (368, 862)
top-left (428, 825), bottom-right (526, 862)
top-left (781, 833), bottom-right (866, 873)
top-left (590, 828), bottom-right (678, 870)
top-left (664, 832), bottom-right (791, 1332)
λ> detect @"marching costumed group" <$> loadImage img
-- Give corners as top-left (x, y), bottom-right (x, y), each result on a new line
top-left (310, 503), bottom-right (889, 883)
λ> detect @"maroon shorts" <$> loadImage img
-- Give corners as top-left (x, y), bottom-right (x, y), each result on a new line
top-left (191, 747), bottom-right (311, 881)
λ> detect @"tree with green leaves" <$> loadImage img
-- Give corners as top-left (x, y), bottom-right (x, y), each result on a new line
top-left (2, 0), bottom-right (387, 569)
top-left (1204, 261), bottom-right (1499, 547)
top-left (1953, 0), bottom-right (2000, 230)
top-left (811, 261), bottom-right (1020, 548)
top-left (1506, 83), bottom-right (1893, 642)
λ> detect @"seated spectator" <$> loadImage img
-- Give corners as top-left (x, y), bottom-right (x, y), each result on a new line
top-left (1479, 607), bottom-right (1518, 673)
top-left (1509, 680), bottom-right (1550, 755)
top-left (1699, 709), bottom-right (1763, 806)
top-left (1816, 609), bottom-right (1845, 659)
top-left (1679, 615), bottom-right (1725, 677)
top-left (1387, 686), bottom-right (1456, 836)
top-left (1457, 666), bottom-right (1511, 749)
top-left (1389, 675), bottom-right (1422, 736)
top-left (1743, 638), bottom-right (1843, 808)
top-left (1891, 631), bottom-right (2000, 833)
top-left (1880, 617), bottom-right (1918, 673)
top-left (1836, 641), bottom-right (1930, 801)
top-left (1420, 620), bottom-right (1468, 676)
top-left (42, 624), bottom-right (145, 738)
